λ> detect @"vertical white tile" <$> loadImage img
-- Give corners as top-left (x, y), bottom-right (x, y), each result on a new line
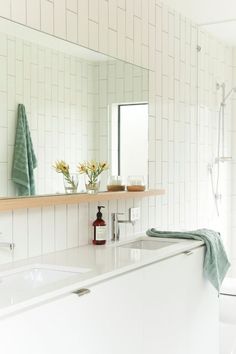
top-left (117, 7), bottom-right (125, 60)
top-left (99, 0), bottom-right (108, 54)
top-left (67, 0), bottom-right (77, 13)
top-left (11, 0), bottom-right (26, 24)
top-left (42, 206), bottom-right (55, 254)
top-left (55, 205), bottom-right (67, 251)
top-left (141, 197), bottom-right (149, 231)
top-left (12, 209), bottom-right (28, 261)
top-left (0, 56), bottom-right (7, 92)
top-left (41, 0), bottom-right (54, 34)
top-left (0, 211), bottom-right (13, 242)
top-left (78, 203), bottom-right (89, 246)
top-left (28, 208), bottom-right (42, 257)
top-left (148, 0), bottom-right (156, 26)
top-left (126, 0), bottom-right (133, 39)
top-left (89, 0), bottom-right (98, 22)
top-left (54, 0), bottom-right (66, 39)
top-left (108, 0), bottom-right (117, 31)
top-left (0, 164), bottom-right (8, 197)
top-left (67, 204), bottom-right (79, 248)
top-left (67, 10), bottom-right (78, 43)
top-left (0, 128), bottom-right (7, 162)
top-left (0, 0), bottom-right (10, 17)
top-left (108, 28), bottom-right (117, 57)
top-left (78, 0), bottom-right (89, 46)
top-left (126, 37), bottom-right (134, 63)
top-left (118, 0), bottom-right (125, 10)
top-left (0, 211), bottom-right (13, 264)
top-left (89, 20), bottom-right (99, 51)
top-left (27, 0), bottom-right (40, 29)
top-left (0, 92), bottom-right (7, 128)
top-left (134, 16), bottom-right (141, 65)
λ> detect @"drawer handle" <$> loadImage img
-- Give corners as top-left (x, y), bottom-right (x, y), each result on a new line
top-left (73, 288), bottom-right (91, 297)
top-left (183, 250), bottom-right (193, 256)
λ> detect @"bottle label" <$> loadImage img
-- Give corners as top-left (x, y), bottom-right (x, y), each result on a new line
top-left (95, 226), bottom-right (107, 241)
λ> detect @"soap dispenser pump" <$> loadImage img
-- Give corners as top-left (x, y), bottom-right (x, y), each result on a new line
top-left (92, 206), bottom-right (107, 245)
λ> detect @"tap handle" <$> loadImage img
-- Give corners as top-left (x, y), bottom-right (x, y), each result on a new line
top-left (111, 212), bottom-right (124, 219)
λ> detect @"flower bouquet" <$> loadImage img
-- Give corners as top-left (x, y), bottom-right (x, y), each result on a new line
top-left (78, 161), bottom-right (108, 194)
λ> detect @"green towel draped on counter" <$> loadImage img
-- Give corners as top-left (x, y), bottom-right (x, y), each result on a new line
top-left (12, 104), bottom-right (37, 196)
top-left (146, 228), bottom-right (230, 292)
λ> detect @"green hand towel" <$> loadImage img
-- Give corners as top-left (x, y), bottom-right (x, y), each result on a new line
top-left (146, 228), bottom-right (230, 292)
top-left (12, 104), bottom-right (37, 196)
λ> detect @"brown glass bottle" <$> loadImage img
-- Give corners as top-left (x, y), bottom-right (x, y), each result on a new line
top-left (93, 206), bottom-right (107, 245)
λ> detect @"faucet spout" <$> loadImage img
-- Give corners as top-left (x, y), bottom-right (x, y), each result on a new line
top-left (111, 213), bottom-right (135, 242)
top-left (0, 242), bottom-right (15, 251)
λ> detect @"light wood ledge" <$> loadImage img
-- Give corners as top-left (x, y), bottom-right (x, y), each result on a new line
top-left (0, 189), bottom-right (165, 212)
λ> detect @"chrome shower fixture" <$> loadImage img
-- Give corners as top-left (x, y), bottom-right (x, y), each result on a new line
top-left (210, 82), bottom-right (235, 216)
top-left (216, 82), bottom-right (236, 106)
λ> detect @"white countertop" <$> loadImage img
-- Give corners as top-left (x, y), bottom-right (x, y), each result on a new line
top-left (0, 235), bottom-right (204, 319)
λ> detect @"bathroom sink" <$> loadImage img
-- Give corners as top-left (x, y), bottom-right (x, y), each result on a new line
top-left (0, 264), bottom-right (90, 292)
top-left (119, 239), bottom-right (177, 251)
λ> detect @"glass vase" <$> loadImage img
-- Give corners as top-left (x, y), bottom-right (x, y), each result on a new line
top-left (63, 173), bottom-right (79, 194)
top-left (85, 176), bottom-right (100, 195)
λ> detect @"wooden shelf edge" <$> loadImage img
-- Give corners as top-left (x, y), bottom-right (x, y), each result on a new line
top-left (0, 189), bottom-right (165, 212)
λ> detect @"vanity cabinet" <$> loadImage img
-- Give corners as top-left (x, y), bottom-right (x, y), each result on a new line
top-left (0, 246), bottom-right (218, 354)
top-left (0, 270), bottom-right (143, 354)
top-left (142, 246), bottom-right (219, 354)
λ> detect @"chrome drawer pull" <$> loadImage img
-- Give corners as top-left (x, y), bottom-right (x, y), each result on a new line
top-left (73, 288), bottom-right (91, 297)
top-left (183, 250), bottom-right (193, 256)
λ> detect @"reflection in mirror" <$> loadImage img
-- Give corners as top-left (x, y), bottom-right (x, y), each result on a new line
top-left (0, 17), bottom-right (149, 198)
top-left (110, 103), bottom-right (148, 186)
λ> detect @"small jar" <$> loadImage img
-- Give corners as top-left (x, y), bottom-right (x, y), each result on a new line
top-left (107, 176), bottom-right (125, 192)
top-left (127, 175), bottom-right (145, 192)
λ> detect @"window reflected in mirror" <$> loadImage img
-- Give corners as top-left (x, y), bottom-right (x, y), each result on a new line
top-left (110, 103), bottom-right (148, 187)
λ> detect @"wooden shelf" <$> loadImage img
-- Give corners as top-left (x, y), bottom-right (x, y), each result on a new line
top-left (0, 189), bottom-right (165, 212)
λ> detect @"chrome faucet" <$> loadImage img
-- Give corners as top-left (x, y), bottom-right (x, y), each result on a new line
top-left (0, 233), bottom-right (15, 251)
top-left (0, 242), bottom-right (15, 251)
top-left (111, 213), bottom-right (135, 242)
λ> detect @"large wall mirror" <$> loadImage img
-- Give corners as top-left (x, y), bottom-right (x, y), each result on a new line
top-left (0, 17), bottom-right (149, 198)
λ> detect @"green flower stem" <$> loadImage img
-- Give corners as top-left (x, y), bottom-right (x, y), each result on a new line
top-left (62, 172), bottom-right (77, 189)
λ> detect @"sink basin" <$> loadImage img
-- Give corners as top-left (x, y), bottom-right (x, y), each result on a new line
top-left (0, 264), bottom-right (90, 292)
top-left (119, 239), bottom-right (177, 251)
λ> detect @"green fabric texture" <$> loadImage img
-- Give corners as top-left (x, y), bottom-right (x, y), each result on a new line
top-left (146, 228), bottom-right (230, 292)
top-left (12, 104), bottom-right (37, 196)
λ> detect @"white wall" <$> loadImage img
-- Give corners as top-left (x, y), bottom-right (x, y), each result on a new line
top-left (0, 0), bottom-right (233, 265)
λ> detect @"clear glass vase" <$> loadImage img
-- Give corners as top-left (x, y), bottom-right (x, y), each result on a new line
top-left (85, 176), bottom-right (100, 194)
top-left (63, 173), bottom-right (79, 194)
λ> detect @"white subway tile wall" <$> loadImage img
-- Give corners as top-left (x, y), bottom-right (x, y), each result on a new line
top-left (0, 0), bottom-right (233, 265)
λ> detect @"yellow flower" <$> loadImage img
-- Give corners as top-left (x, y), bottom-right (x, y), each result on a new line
top-left (99, 162), bottom-right (108, 170)
top-left (53, 160), bottom-right (69, 174)
top-left (78, 163), bottom-right (87, 174)
top-left (77, 160), bottom-right (109, 184)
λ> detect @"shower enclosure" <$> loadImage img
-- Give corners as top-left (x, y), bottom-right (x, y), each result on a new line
top-left (208, 83), bottom-right (235, 216)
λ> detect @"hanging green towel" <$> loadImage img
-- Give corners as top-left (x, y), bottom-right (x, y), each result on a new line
top-left (146, 228), bottom-right (230, 292)
top-left (12, 104), bottom-right (37, 196)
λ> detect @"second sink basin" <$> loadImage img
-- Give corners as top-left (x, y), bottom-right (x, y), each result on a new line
top-left (0, 264), bottom-right (90, 292)
top-left (119, 239), bottom-right (177, 251)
